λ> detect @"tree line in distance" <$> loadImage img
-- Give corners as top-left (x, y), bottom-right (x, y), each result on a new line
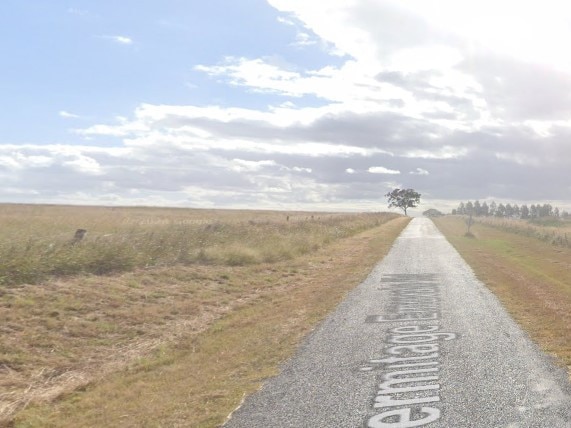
top-left (452, 201), bottom-right (569, 219)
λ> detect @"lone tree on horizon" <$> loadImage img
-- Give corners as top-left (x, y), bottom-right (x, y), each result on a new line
top-left (385, 188), bottom-right (421, 216)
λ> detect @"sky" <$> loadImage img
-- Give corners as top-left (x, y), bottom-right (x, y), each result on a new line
top-left (1, 0), bottom-right (571, 214)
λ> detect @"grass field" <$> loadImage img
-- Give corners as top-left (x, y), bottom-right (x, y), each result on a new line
top-left (433, 216), bottom-right (571, 380)
top-left (0, 204), bottom-right (396, 286)
top-left (0, 204), bottom-right (409, 427)
top-left (472, 215), bottom-right (571, 248)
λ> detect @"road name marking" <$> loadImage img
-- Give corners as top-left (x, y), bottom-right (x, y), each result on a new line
top-left (362, 274), bottom-right (457, 428)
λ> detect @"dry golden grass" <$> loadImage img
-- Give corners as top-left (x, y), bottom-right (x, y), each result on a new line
top-left (0, 204), bottom-right (392, 285)
top-left (433, 216), bottom-right (571, 380)
top-left (0, 204), bottom-right (408, 427)
top-left (473, 215), bottom-right (571, 248)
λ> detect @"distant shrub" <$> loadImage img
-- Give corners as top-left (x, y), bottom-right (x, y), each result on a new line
top-left (423, 208), bottom-right (444, 217)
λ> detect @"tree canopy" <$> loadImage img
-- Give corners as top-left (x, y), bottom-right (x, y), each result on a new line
top-left (385, 188), bottom-right (421, 216)
top-left (423, 208), bottom-right (443, 217)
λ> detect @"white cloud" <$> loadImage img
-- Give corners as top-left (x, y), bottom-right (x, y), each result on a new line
top-left (403, 147), bottom-right (468, 160)
top-left (231, 159), bottom-right (277, 172)
top-left (268, 0), bottom-right (378, 60)
top-left (59, 110), bottom-right (81, 119)
top-left (277, 16), bottom-right (297, 26)
top-left (193, 54), bottom-right (482, 130)
top-left (368, 166), bottom-right (400, 175)
top-left (410, 168), bottom-right (429, 175)
top-left (99, 35), bottom-right (133, 45)
top-left (0, 152), bottom-right (54, 170)
top-left (75, 119), bottom-right (149, 137)
top-left (345, 168), bottom-right (355, 174)
top-left (292, 166), bottom-right (312, 173)
top-left (75, 103), bottom-right (393, 157)
top-left (293, 32), bottom-right (317, 47)
top-left (114, 36), bottom-right (133, 45)
top-left (63, 155), bottom-right (103, 175)
top-left (196, 58), bottom-right (306, 97)
top-left (398, 0), bottom-right (571, 72)
top-left (0, 156), bottom-right (22, 170)
top-left (196, 56), bottom-right (413, 108)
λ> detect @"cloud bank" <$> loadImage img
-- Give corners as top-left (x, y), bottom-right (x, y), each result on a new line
top-left (2, 0), bottom-right (571, 212)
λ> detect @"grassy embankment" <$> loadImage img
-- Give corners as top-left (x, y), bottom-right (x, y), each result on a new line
top-left (0, 204), bottom-right (410, 427)
top-left (433, 216), bottom-right (571, 380)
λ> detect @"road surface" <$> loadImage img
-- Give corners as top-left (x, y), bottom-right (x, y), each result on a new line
top-left (224, 218), bottom-right (571, 427)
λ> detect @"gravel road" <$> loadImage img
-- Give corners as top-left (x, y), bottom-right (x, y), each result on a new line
top-left (224, 218), bottom-right (571, 427)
